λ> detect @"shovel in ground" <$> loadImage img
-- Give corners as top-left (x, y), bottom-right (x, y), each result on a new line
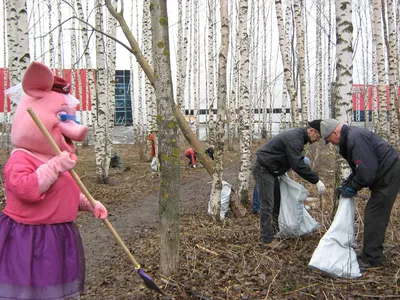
top-left (27, 107), bottom-right (164, 295)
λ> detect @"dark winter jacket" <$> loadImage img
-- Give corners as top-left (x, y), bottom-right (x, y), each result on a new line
top-left (339, 125), bottom-right (399, 191)
top-left (255, 128), bottom-right (319, 184)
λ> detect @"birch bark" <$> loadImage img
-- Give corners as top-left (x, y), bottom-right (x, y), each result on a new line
top-left (385, 0), bottom-right (400, 147)
top-left (210, 0), bottom-right (229, 219)
top-left (237, 0), bottom-right (252, 205)
top-left (275, 0), bottom-right (298, 126)
top-left (334, 0), bottom-right (353, 179)
top-left (94, 2), bottom-right (109, 182)
top-left (293, 0), bottom-right (308, 124)
top-left (143, 0), bottom-right (157, 133)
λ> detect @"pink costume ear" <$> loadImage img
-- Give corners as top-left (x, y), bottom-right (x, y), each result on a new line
top-left (22, 61), bottom-right (54, 98)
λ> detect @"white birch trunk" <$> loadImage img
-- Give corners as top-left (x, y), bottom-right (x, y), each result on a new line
top-left (275, 0), bottom-right (298, 127)
top-left (335, 0), bottom-right (353, 179)
top-left (57, 0), bottom-right (63, 75)
top-left (386, 0), bottom-right (400, 147)
top-left (6, 0), bottom-right (29, 151)
top-left (77, 0), bottom-right (95, 145)
top-left (176, 0), bottom-right (184, 111)
top-left (143, 0), bottom-right (156, 133)
top-left (105, 0), bottom-right (117, 173)
top-left (237, 0), bottom-right (252, 204)
top-left (368, 1), bottom-right (379, 130)
top-left (192, 1), bottom-right (199, 137)
top-left (94, 2), bottom-right (109, 182)
top-left (315, 0), bottom-right (323, 119)
top-left (372, 0), bottom-right (387, 137)
top-left (293, 0), bottom-right (308, 124)
top-left (129, 0), bottom-right (136, 140)
top-left (227, 0), bottom-right (240, 149)
top-left (47, 0), bottom-right (55, 67)
top-left (6, 0), bottom-right (30, 86)
top-left (136, 0), bottom-right (143, 138)
top-left (210, 0), bottom-right (229, 219)
top-left (207, 0), bottom-right (216, 145)
top-left (326, 0), bottom-right (332, 119)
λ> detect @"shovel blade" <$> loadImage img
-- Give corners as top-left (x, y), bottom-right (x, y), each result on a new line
top-left (137, 268), bottom-right (164, 295)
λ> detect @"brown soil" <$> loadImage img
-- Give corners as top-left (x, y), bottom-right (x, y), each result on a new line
top-left (1, 141), bottom-right (400, 300)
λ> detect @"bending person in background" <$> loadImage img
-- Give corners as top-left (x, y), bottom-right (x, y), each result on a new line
top-left (252, 120), bottom-right (326, 249)
top-left (321, 119), bottom-right (400, 269)
top-left (185, 146), bottom-right (215, 168)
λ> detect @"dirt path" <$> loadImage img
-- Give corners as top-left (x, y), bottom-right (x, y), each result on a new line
top-left (78, 161), bottom-right (241, 289)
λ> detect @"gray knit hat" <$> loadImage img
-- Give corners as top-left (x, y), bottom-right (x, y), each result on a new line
top-left (321, 119), bottom-right (340, 143)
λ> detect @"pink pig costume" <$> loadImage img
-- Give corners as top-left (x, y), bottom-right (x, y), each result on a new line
top-left (0, 62), bottom-right (107, 300)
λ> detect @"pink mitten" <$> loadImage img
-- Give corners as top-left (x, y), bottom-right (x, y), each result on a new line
top-left (36, 151), bottom-right (76, 194)
top-left (47, 151), bottom-right (76, 174)
top-left (79, 194), bottom-right (108, 219)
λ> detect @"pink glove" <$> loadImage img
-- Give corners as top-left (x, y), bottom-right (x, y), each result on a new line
top-left (36, 151), bottom-right (76, 194)
top-left (79, 194), bottom-right (108, 219)
top-left (48, 151), bottom-right (76, 174)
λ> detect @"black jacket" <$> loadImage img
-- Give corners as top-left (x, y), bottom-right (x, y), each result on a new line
top-left (339, 125), bottom-right (399, 191)
top-left (255, 128), bottom-right (319, 184)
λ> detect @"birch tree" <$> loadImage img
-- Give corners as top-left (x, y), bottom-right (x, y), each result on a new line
top-left (237, 0), bottom-right (252, 205)
top-left (293, 0), bottom-right (307, 124)
top-left (143, 0), bottom-right (157, 133)
top-left (93, 2), bottom-right (110, 183)
top-left (176, 0), bottom-right (185, 110)
top-left (227, 0), bottom-right (239, 150)
top-left (334, 0), bottom-right (353, 180)
top-left (5, 0), bottom-right (30, 151)
top-left (105, 0), bottom-right (117, 172)
top-left (385, 0), bottom-right (400, 147)
top-left (136, 0), bottom-right (144, 138)
top-left (275, 0), bottom-right (298, 126)
top-left (150, 0), bottom-right (181, 275)
top-left (6, 0), bottom-right (30, 86)
top-left (371, 0), bottom-right (387, 138)
top-left (210, 0), bottom-right (229, 219)
top-left (56, 0), bottom-right (63, 74)
top-left (314, 0), bottom-right (323, 119)
top-left (77, 0), bottom-right (95, 146)
top-left (207, 0), bottom-right (216, 146)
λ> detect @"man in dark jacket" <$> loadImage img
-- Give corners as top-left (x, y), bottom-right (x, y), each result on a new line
top-left (321, 119), bottom-right (400, 269)
top-left (253, 120), bottom-right (326, 248)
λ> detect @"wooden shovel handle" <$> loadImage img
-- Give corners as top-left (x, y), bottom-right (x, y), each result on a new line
top-left (27, 107), bottom-right (141, 270)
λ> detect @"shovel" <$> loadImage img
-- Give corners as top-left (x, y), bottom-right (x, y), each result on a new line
top-left (27, 107), bottom-right (164, 295)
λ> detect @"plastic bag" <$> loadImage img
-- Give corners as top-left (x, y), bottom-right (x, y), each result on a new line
top-left (4, 83), bottom-right (24, 104)
top-left (308, 197), bottom-right (362, 278)
top-left (275, 175), bottom-right (319, 238)
top-left (150, 157), bottom-right (158, 172)
top-left (208, 181), bottom-right (232, 219)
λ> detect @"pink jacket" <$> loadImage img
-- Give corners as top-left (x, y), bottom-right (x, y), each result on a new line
top-left (3, 150), bottom-right (81, 225)
top-left (184, 148), bottom-right (196, 165)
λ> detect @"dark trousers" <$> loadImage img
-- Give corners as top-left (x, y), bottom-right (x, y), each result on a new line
top-left (362, 159), bottom-right (400, 264)
top-left (185, 155), bottom-right (196, 166)
top-left (252, 161), bottom-right (281, 243)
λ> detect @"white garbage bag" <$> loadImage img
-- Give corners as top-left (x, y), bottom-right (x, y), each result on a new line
top-left (309, 197), bottom-right (362, 278)
top-left (276, 175), bottom-right (319, 238)
top-left (150, 157), bottom-right (158, 172)
top-left (208, 181), bottom-right (232, 219)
